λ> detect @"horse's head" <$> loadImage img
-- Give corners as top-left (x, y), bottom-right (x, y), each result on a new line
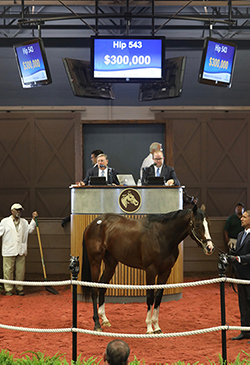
top-left (126, 192), bottom-right (139, 206)
top-left (189, 204), bottom-right (214, 255)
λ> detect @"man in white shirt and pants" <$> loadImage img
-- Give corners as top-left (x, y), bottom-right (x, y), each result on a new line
top-left (0, 203), bottom-right (38, 296)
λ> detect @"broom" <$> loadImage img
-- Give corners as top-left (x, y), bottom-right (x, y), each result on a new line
top-left (35, 217), bottom-right (59, 295)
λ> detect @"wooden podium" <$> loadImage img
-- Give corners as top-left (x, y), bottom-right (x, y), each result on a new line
top-left (70, 185), bottom-right (183, 302)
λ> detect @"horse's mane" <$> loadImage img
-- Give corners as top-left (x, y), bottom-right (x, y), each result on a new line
top-left (147, 208), bottom-right (205, 223)
top-left (147, 209), bottom-right (190, 223)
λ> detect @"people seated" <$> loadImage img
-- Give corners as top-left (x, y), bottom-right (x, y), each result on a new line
top-left (140, 141), bottom-right (162, 179)
top-left (142, 150), bottom-right (180, 186)
top-left (79, 153), bottom-right (119, 186)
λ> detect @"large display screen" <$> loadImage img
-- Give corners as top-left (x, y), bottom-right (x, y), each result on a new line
top-left (91, 36), bottom-right (165, 83)
top-left (198, 37), bottom-right (237, 88)
top-left (13, 38), bottom-right (52, 88)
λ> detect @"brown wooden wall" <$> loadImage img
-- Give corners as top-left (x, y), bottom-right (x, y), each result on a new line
top-left (171, 111), bottom-right (250, 216)
top-left (0, 112), bottom-right (81, 218)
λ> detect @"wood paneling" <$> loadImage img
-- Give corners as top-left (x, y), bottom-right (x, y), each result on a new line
top-left (0, 112), bottom-right (81, 218)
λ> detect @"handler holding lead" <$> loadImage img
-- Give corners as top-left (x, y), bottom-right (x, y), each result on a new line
top-left (0, 203), bottom-right (38, 296)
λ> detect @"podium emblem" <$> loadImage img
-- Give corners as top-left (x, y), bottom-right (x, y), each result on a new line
top-left (118, 188), bottom-right (142, 213)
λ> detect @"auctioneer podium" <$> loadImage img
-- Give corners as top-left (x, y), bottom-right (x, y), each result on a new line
top-left (70, 185), bottom-right (183, 302)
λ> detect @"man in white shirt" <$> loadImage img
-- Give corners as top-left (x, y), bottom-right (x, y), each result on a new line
top-left (140, 142), bottom-right (162, 179)
top-left (0, 203), bottom-right (38, 296)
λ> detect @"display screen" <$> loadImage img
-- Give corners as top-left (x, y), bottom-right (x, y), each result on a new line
top-left (13, 38), bottom-right (52, 88)
top-left (91, 36), bottom-right (165, 83)
top-left (62, 58), bottom-right (115, 99)
top-left (139, 56), bottom-right (187, 101)
top-left (198, 37), bottom-right (237, 88)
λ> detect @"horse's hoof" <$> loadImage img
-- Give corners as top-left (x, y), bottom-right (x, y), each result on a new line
top-left (154, 329), bottom-right (162, 334)
top-left (146, 330), bottom-right (154, 334)
top-left (94, 327), bottom-right (103, 332)
top-left (102, 321), bottom-right (111, 327)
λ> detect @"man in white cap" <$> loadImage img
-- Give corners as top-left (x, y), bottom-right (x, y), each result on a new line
top-left (140, 142), bottom-right (163, 179)
top-left (0, 203), bottom-right (38, 296)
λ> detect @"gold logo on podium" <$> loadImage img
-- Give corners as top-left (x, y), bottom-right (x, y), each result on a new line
top-left (118, 188), bottom-right (142, 213)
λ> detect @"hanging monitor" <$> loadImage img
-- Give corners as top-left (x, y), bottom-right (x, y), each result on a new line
top-left (13, 38), bottom-right (52, 88)
top-left (138, 56), bottom-right (186, 101)
top-left (62, 58), bottom-right (115, 99)
top-left (91, 36), bottom-right (165, 83)
top-left (198, 37), bottom-right (237, 88)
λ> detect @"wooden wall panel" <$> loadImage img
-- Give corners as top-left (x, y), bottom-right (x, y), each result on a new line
top-left (0, 112), bottom-right (81, 218)
top-left (169, 111), bottom-right (250, 216)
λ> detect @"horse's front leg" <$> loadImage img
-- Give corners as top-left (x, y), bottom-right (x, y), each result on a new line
top-left (152, 288), bottom-right (164, 333)
top-left (152, 270), bottom-right (172, 334)
top-left (145, 288), bottom-right (155, 334)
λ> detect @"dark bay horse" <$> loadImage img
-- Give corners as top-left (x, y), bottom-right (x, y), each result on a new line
top-left (81, 204), bottom-right (214, 334)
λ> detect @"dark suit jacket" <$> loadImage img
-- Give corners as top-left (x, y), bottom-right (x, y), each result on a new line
top-left (233, 230), bottom-right (250, 280)
top-left (142, 164), bottom-right (180, 186)
top-left (83, 165), bottom-right (119, 185)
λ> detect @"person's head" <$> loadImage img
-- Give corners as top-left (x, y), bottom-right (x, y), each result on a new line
top-left (11, 203), bottom-right (24, 220)
top-left (241, 210), bottom-right (250, 230)
top-left (97, 153), bottom-right (108, 170)
top-left (91, 149), bottom-right (103, 165)
top-left (149, 142), bottom-right (162, 155)
top-left (104, 340), bottom-right (130, 365)
top-left (235, 203), bottom-right (244, 216)
top-left (153, 150), bottom-right (164, 168)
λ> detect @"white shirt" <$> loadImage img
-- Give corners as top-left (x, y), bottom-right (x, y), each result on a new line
top-left (98, 167), bottom-right (108, 181)
top-left (154, 165), bottom-right (162, 176)
top-left (0, 216), bottom-right (36, 256)
top-left (140, 153), bottom-right (154, 179)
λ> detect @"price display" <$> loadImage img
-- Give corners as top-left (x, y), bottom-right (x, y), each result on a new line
top-left (93, 38), bottom-right (163, 80)
top-left (15, 42), bottom-right (47, 84)
top-left (202, 39), bottom-right (236, 84)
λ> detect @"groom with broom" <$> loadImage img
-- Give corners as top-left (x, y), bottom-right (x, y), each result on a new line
top-left (0, 203), bottom-right (38, 296)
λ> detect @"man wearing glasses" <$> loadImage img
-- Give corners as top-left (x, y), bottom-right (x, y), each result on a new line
top-left (142, 150), bottom-right (180, 186)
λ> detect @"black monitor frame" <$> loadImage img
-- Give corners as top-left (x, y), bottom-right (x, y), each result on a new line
top-left (62, 57), bottom-right (115, 99)
top-left (90, 36), bottom-right (165, 83)
top-left (198, 37), bottom-right (237, 88)
top-left (13, 37), bottom-right (52, 88)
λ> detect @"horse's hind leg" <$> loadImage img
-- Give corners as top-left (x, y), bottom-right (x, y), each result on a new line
top-left (91, 287), bottom-right (102, 331)
top-left (98, 253), bottom-right (118, 327)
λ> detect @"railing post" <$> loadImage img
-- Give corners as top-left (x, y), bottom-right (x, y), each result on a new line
top-left (218, 254), bottom-right (228, 364)
top-left (69, 255), bottom-right (79, 364)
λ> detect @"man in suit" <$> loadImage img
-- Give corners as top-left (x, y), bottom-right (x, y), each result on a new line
top-left (228, 209), bottom-right (250, 340)
top-left (90, 149), bottom-right (103, 167)
top-left (140, 141), bottom-right (162, 179)
top-left (80, 153), bottom-right (119, 185)
top-left (142, 150), bottom-right (180, 186)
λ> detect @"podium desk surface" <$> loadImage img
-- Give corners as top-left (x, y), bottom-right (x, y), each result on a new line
top-left (71, 185), bottom-right (183, 215)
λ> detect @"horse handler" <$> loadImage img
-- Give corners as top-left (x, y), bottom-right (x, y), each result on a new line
top-left (228, 209), bottom-right (250, 340)
top-left (0, 203), bottom-right (38, 296)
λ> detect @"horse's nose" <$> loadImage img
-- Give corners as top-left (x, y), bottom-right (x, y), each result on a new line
top-left (206, 242), bottom-right (214, 255)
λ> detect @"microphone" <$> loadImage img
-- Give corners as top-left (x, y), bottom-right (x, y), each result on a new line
top-left (99, 164), bottom-right (106, 168)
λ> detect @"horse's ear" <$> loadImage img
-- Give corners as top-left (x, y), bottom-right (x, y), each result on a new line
top-left (200, 204), bottom-right (206, 211)
top-left (192, 204), bottom-right (198, 215)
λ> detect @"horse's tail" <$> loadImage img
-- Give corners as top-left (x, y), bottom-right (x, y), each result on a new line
top-left (81, 231), bottom-right (92, 299)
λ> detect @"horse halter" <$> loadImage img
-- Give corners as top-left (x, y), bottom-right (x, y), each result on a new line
top-left (189, 219), bottom-right (213, 253)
